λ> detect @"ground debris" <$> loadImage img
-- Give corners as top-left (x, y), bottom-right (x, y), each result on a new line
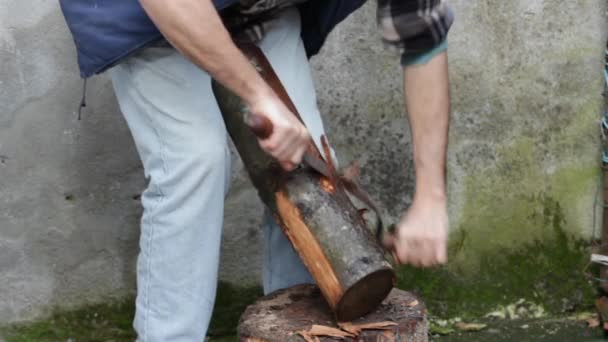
top-left (430, 317), bottom-right (488, 336)
top-left (338, 321), bottom-right (397, 335)
top-left (566, 311), bottom-right (600, 329)
top-left (587, 317), bottom-right (600, 328)
top-left (296, 321), bottom-right (398, 340)
top-left (567, 311), bottom-right (595, 321)
top-left (484, 299), bottom-right (546, 320)
top-left (297, 325), bottom-right (355, 340)
top-left (454, 322), bottom-right (487, 332)
top-left (406, 300), bottom-right (419, 307)
top-left (297, 332), bottom-right (320, 342)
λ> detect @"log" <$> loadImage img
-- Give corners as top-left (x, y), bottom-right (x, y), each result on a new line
top-left (238, 284), bottom-right (428, 342)
top-left (211, 45), bottom-right (395, 321)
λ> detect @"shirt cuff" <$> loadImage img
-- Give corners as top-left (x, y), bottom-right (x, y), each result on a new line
top-left (400, 40), bottom-right (448, 66)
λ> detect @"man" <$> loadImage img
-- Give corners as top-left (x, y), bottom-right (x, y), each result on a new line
top-left (59, 0), bottom-right (453, 340)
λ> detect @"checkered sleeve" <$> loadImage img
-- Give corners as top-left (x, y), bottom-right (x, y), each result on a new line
top-left (377, 0), bottom-right (454, 65)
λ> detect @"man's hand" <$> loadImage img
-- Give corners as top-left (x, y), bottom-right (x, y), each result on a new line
top-left (139, 0), bottom-right (309, 170)
top-left (385, 196), bottom-right (448, 266)
top-left (248, 93), bottom-right (310, 171)
top-left (384, 50), bottom-right (450, 267)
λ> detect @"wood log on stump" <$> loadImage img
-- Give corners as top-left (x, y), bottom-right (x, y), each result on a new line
top-left (211, 45), bottom-right (395, 321)
top-left (238, 284), bottom-right (428, 342)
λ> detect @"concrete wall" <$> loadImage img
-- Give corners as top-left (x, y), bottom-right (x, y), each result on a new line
top-left (0, 0), bottom-right (606, 323)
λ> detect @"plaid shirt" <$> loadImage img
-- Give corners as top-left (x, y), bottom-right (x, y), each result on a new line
top-left (223, 0), bottom-right (454, 59)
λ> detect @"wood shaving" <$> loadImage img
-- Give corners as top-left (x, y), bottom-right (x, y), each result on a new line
top-left (338, 321), bottom-right (398, 335)
top-left (296, 321), bottom-right (397, 340)
top-left (587, 317), bottom-right (600, 328)
top-left (406, 300), bottom-right (419, 307)
top-left (297, 331), bottom-right (319, 342)
top-left (309, 324), bottom-right (355, 338)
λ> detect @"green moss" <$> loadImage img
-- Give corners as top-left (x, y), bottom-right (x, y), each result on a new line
top-left (0, 281), bottom-right (260, 342)
top-left (208, 282), bottom-right (262, 338)
top-left (0, 299), bottom-right (135, 342)
top-left (450, 92), bottom-right (600, 265)
top-left (397, 194), bottom-right (596, 319)
top-left (395, 98), bottom-right (601, 318)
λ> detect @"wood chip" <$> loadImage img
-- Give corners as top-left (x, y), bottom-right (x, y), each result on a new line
top-left (297, 321), bottom-right (397, 340)
top-left (339, 321), bottom-right (398, 335)
top-left (454, 322), bottom-right (488, 332)
top-left (587, 317), bottom-right (600, 328)
top-left (297, 332), bottom-right (320, 342)
top-left (309, 324), bottom-right (355, 338)
top-left (338, 322), bottom-right (362, 335)
top-left (407, 300), bottom-right (419, 307)
top-left (297, 325), bottom-right (355, 340)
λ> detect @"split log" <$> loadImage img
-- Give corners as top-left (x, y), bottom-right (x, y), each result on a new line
top-left (238, 284), bottom-right (428, 342)
top-left (211, 45), bottom-right (395, 321)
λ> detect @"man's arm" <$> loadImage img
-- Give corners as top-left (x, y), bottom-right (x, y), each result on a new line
top-left (139, 0), bottom-right (309, 171)
top-left (385, 51), bottom-right (450, 267)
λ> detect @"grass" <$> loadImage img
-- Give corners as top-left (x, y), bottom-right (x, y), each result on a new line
top-left (0, 282), bottom-right (261, 342)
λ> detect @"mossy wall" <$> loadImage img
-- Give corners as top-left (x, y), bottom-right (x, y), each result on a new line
top-left (310, 0), bottom-right (608, 316)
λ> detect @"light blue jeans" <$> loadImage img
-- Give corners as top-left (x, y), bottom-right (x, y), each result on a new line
top-left (110, 9), bottom-right (321, 342)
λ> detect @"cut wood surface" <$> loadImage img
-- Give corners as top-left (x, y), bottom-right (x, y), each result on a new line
top-left (275, 191), bottom-right (342, 308)
top-left (238, 284), bottom-right (428, 342)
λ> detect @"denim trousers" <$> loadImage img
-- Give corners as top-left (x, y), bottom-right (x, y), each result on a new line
top-left (109, 8), bottom-right (322, 341)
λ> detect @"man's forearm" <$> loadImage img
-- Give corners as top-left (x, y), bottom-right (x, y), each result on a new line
top-left (403, 51), bottom-right (450, 202)
top-left (139, 0), bottom-right (272, 105)
top-left (138, 0), bottom-right (311, 171)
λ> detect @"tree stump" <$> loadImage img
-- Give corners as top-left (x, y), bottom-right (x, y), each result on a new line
top-left (238, 284), bottom-right (428, 342)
